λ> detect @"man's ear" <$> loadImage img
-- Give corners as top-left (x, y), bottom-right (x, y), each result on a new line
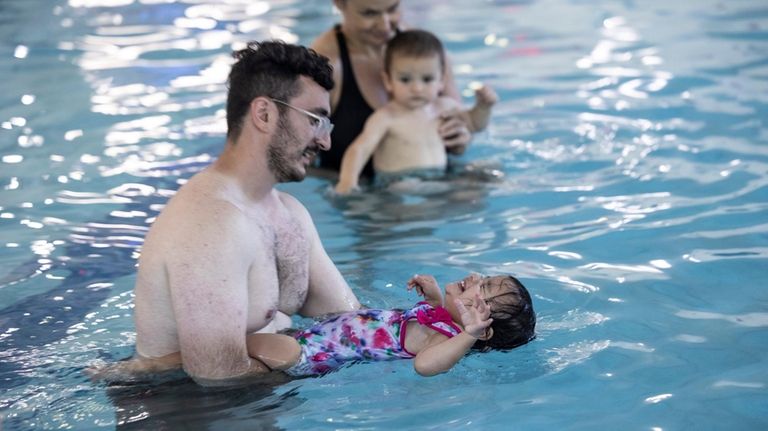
top-left (250, 97), bottom-right (272, 133)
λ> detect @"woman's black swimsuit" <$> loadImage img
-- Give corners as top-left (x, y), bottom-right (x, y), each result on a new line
top-left (318, 25), bottom-right (376, 177)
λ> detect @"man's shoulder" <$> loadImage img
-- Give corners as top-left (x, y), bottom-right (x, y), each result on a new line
top-left (275, 190), bottom-right (310, 217)
top-left (152, 176), bottom-right (254, 241)
top-left (165, 174), bottom-right (241, 218)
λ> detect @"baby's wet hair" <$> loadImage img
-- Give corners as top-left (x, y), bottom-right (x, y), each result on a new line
top-left (474, 275), bottom-right (536, 351)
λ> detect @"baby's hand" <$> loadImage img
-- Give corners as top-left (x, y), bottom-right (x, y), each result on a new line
top-left (455, 294), bottom-right (493, 339)
top-left (474, 85), bottom-right (499, 107)
top-left (407, 274), bottom-right (442, 303)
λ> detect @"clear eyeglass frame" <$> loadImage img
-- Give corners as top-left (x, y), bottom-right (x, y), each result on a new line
top-left (270, 98), bottom-right (334, 137)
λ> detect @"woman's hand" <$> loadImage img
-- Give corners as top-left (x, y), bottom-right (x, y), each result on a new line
top-left (438, 109), bottom-right (472, 155)
top-left (455, 294), bottom-right (493, 340)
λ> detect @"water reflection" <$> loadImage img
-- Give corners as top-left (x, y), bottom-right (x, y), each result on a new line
top-left (106, 376), bottom-right (298, 431)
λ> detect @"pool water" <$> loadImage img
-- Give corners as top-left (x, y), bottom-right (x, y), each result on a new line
top-left (1, 0), bottom-right (767, 429)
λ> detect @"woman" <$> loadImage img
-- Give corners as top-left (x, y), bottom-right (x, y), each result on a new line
top-left (311, 0), bottom-right (479, 178)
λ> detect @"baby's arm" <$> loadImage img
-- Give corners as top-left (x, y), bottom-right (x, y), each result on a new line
top-left (246, 333), bottom-right (302, 372)
top-left (335, 110), bottom-right (390, 194)
top-left (406, 274), bottom-right (444, 307)
top-left (464, 85), bottom-right (498, 132)
top-left (413, 294), bottom-right (493, 376)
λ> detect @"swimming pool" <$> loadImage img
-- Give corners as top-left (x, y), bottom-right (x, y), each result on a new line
top-left (1, 0), bottom-right (767, 429)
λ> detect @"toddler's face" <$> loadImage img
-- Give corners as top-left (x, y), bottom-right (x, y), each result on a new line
top-left (443, 274), bottom-right (511, 321)
top-left (385, 55), bottom-right (444, 109)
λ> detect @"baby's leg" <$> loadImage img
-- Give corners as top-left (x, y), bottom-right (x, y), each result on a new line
top-left (246, 333), bottom-right (301, 371)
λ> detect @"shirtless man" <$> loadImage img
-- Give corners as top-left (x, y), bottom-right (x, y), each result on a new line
top-left (127, 41), bottom-right (360, 386)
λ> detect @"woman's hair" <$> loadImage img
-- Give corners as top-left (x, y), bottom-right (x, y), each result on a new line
top-left (226, 40), bottom-right (334, 140)
top-left (473, 275), bottom-right (536, 351)
top-left (384, 29), bottom-right (446, 74)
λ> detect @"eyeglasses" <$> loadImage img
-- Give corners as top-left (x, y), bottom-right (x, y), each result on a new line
top-left (270, 98), bottom-right (334, 137)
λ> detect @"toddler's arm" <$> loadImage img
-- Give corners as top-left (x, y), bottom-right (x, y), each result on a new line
top-left (335, 110), bottom-right (390, 194)
top-left (464, 85), bottom-right (498, 132)
top-left (246, 333), bottom-right (302, 371)
top-left (406, 274), bottom-right (444, 307)
top-left (413, 294), bottom-right (492, 376)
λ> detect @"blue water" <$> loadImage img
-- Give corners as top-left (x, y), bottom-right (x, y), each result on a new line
top-left (1, 0), bottom-right (767, 429)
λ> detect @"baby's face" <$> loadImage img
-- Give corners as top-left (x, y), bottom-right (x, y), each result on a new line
top-left (385, 55), bottom-right (444, 109)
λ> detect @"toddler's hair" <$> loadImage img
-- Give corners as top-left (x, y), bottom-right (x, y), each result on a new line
top-left (474, 275), bottom-right (536, 351)
top-left (384, 29), bottom-right (446, 74)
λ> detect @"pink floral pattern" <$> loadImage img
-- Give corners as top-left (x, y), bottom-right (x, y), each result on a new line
top-left (286, 303), bottom-right (461, 376)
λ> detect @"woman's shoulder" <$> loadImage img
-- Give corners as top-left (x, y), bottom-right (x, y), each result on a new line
top-left (310, 27), bottom-right (340, 60)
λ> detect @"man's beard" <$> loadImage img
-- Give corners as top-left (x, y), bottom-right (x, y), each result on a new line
top-left (267, 116), bottom-right (315, 183)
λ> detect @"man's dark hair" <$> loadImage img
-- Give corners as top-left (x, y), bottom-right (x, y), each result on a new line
top-left (473, 275), bottom-right (536, 351)
top-left (226, 40), bottom-right (334, 140)
top-left (384, 29), bottom-right (446, 74)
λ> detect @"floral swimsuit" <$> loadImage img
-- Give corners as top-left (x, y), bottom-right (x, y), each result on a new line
top-left (285, 302), bottom-right (462, 376)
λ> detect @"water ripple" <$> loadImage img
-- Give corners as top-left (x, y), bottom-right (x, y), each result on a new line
top-left (676, 310), bottom-right (768, 327)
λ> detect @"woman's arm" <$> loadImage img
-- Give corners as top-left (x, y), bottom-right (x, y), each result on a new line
top-left (438, 54), bottom-right (473, 153)
top-left (310, 28), bottom-right (343, 113)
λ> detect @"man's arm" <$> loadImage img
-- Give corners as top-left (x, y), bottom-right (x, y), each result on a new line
top-left (166, 203), bottom-right (269, 386)
top-left (279, 193), bottom-right (361, 316)
top-left (335, 111), bottom-right (389, 194)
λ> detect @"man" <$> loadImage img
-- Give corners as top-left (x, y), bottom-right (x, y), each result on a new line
top-left (130, 41), bottom-right (361, 386)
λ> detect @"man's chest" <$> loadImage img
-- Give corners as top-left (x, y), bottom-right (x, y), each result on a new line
top-left (248, 214), bottom-right (310, 317)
